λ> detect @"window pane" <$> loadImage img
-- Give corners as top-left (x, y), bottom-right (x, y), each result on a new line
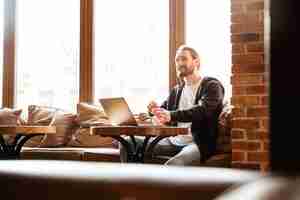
top-left (186, 0), bottom-right (232, 100)
top-left (0, 0), bottom-right (3, 107)
top-left (94, 0), bottom-right (169, 114)
top-left (15, 0), bottom-right (80, 113)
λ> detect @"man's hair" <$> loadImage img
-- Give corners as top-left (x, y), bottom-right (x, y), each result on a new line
top-left (176, 45), bottom-right (200, 60)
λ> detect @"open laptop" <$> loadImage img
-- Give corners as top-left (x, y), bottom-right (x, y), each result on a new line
top-left (99, 97), bottom-right (142, 126)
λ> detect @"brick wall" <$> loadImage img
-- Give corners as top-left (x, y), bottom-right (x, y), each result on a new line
top-left (230, 0), bottom-right (269, 171)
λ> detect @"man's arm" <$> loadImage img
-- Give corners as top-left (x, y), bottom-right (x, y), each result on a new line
top-left (170, 80), bottom-right (224, 123)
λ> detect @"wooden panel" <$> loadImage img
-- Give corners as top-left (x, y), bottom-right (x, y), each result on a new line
top-left (80, 0), bottom-right (94, 102)
top-left (169, 0), bottom-right (185, 90)
top-left (0, 125), bottom-right (56, 135)
top-left (2, 0), bottom-right (16, 108)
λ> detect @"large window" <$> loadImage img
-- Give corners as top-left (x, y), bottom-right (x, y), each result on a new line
top-left (0, 0), bottom-right (3, 107)
top-left (15, 0), bottom-right (80, 113)
top-left (94, 0), bottom-right (169, 114)
top-left (186, 0), bottom-right (232, 100)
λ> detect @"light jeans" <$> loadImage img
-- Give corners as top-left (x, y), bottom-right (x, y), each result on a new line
top-left (120, 136), bottom-right (201, 166)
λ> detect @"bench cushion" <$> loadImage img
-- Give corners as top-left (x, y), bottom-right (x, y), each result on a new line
top-left (21, 147), bottom-right (84, 160)
top-left (21, 147), bottom-right (120, 162)
top-left (82, 148), bottom-right (120, 162)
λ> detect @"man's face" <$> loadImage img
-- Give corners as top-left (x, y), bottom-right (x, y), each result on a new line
top-left (175, 50), bottom-right (198, 78)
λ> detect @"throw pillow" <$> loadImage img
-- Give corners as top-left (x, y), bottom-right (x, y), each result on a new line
top-left (0, 108), bottom-right (24, 144)
top-left (66, 102), bottom-right (114, 147)
top-left (76, 102), bottom-right (110, 126)
top-left (24, 105), bottom-right (77, 147)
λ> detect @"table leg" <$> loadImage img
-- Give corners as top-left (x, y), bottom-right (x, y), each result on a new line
top-left (0, 134), bottom-right (43, 159)
top-left (145, 136), bottom-right (169, 160)
top-left (0, 135), bottom-right (6, 152)
top-left (111, 135), bottom-right (153, 163)
top-left (110, 136), bottom-right (135, 162)
top-left (138, 136), bottom-right (150, 162)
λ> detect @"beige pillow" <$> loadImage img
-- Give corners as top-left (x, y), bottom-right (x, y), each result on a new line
top-left (0, 108), bottom-right (24, 143)
top-left (0, 108), bottom-right (23, 125)
top-left (66, 102), bottom-right (114, 147)
top-left (24, 105), bottom-right (77, 147)
top-left (76, 102), bottom-right (110, 125)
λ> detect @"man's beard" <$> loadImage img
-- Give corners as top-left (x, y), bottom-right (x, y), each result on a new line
top-left (178, 65), bottom-right (194, 78)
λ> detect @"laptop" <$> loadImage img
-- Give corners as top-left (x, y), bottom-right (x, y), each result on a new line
top-left (99, 97), bottom-right (141, 126)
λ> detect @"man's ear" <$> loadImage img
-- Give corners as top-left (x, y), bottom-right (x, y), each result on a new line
top-left (193, 58), bottom-right (200, 69)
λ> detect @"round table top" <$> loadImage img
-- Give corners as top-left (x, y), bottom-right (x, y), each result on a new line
top-left (90, 125), bottom-right (189, 137)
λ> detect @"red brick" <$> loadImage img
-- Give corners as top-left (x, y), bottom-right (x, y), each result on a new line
top-left (232, 141), bottom-right (248, 150)
top-left (247, 151), bottom-right (269, 162)
top-left (231, 33), bottom-right (260, 43)
top-left (231, 14), bottom-right (243, 24)
top-left (259, 10), bottom-right (264, 24)
top-left (231, 74), bottom-right (263, 85)
top-left (248, 141), bottom-right (261, 151)
top-left (232, 86), bottom-right (246, 95)
top-left (247, 106), bottom-right (268, 117)
top-left (232, 151), bottom-right (246, 162)
top-left (232, 107), bottom-right (246, 117)
top-left (246, 43), bottom-right (264, 53)
top-left (232, 54), bottom-right (263, 65)
top-left (231, 129), bottom-right (246, 139)
top-left (232, 119), bottom-right (260, 129)
top-left (231, 162), bottom-right (260, 170)
top-left (231, 95), bottom-right (260, 106)
top-left (246, 131), bottom-right (260, 140)
top-left (232, 64), bottom-right (265, 73)
top-left (261, 95), bottom-right (269, 105)
top-left (263, 141), bottom-right (269, 151)
top-left (258, 33), bottom-right (264, 42)
top-left (262, 73), bottom-right (270, 84)
top-left (231, 12), bottom-right (260, 24)
top-left (246, 85), bottom-right (267, 95)
top-left (247, 130), bottom-right (269, 140)
top-left (246, 1), bottom-right (264, 11)
top-left (231, 23), bottom-right (264, 34)
top-left (233, 85), bottom-right (266, 95)
top-left (261, 118), bottom-right (269, 130)
top-left (232, 44), bottom-right (245, 54)
top-left (231, 3), bottom-right (244, 13)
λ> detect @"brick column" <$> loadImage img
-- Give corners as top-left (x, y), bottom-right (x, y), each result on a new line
top-left (230, 0), bottom-right (269, 171)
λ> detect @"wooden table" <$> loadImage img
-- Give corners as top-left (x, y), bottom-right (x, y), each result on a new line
top-left (91, 125), bottom-right (189, 163)
top-left (0, 125), bottom-right (56, 159)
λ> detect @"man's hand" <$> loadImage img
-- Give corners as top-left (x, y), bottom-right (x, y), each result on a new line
top-left (152, 108), bottom-right (171, 124)
top-left (147, 101), bottom-right (159, 114)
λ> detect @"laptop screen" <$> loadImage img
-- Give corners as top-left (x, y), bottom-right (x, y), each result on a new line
top-left (99, 97), bottom-right (138, 126)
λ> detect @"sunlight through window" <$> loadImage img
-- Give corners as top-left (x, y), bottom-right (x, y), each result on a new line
top-left (94, 0), bottom-right (169, 114)
top-left (186, 0), bottom-right (232, 101)
top-left (0, 0), bottom-right (3, 106)
top-left (15, 0), bottom-right (80, 113)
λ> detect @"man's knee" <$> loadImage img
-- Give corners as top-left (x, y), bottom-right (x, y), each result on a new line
top-left (165, 156), bottom-right (186, 166)
top-left (164, 145), bottom-right (201, 166)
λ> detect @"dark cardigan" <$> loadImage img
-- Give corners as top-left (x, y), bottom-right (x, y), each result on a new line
top-left (161, 76), bottom-right (225, 163)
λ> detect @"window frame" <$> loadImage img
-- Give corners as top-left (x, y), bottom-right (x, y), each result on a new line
top-left (2, 0), bottom-right (184, 107)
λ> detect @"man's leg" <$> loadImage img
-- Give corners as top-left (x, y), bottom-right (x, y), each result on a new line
top-left (151, 138), bottom-right (182, 157)
top-left (165, 143), bottom-right (200, 166)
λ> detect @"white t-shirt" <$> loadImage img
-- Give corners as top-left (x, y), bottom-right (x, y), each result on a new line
top-left (169, 80), bottom-right (201, 146)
